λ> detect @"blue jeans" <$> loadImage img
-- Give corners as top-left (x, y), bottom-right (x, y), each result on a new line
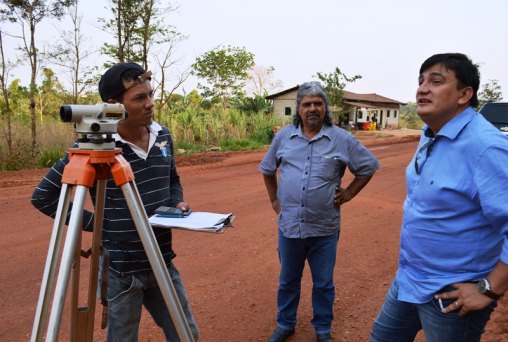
top-left (371, 280), bottom-right (496, 342)
top-left (105, 262), bottom-right (199, 342)
top-left (276, 230), bottom-right (339, 334)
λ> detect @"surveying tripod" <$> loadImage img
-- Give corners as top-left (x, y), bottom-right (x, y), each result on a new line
top-left (30, 147), bottom-right (195, 342)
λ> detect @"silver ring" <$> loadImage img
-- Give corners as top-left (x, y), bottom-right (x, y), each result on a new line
top-left (455, 301), bottom-right (459, 307)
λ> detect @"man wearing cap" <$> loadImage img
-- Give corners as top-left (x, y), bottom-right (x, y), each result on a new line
top-left (32, 62), bottom-right (199, 341)
top-left (259, 82), bottom-right (380, 342)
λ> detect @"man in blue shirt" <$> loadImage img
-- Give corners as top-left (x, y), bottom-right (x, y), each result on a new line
top-left (260, 82), bottom-right (380, 342)
top-left (371, 53), bottom-right (508, 342)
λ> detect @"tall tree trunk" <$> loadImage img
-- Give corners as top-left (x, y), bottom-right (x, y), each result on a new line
top-left (0, 31), bottom-right (13, 154)
top-left (116, 0), bottom-right (124, 62)
top-left (157, 70), bottom-right (165, 122)
top-left (29, 15), bottom-right (38, 157)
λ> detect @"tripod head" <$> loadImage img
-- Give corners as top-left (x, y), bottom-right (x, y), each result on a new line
top-left (60, 103), bottom-right (127, 150)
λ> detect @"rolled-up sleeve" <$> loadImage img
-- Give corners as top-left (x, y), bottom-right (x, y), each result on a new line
top-left (346, 135), bottom-right (380, 178)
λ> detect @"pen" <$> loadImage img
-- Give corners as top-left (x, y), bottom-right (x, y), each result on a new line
top-left (438, 298), bottom-right (444, 311)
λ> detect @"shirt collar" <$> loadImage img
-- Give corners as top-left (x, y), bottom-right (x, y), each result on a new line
top-left (113, 121), bottom-right (162, 143)
top-left (290, 124), bottom-right (333, 141)
top-left (422, 106), bottom-right (475, 140)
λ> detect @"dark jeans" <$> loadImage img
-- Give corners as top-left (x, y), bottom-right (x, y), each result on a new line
top-left (371, 280), bottom-right (497, 342)
top-left (105, 263), bottom-right (199, 341)
top-left (276, 230), bottom-right (340, 334)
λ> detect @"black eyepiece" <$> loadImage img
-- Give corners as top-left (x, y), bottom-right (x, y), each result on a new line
top-left (60, 105), bottom-right (73, 122)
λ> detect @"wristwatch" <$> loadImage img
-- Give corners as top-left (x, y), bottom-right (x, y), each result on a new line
top-left (477, 278), bottom-right (502, 300)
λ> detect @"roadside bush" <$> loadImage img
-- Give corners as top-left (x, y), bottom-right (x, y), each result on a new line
top-left (248, 126), bottom-right (273, 145)
top-left (248, 112), bottom-right (290, 145)
top-left (1, 108), bottom-right (290, 170)
top-left (36, 146), bottom-right (66, 167)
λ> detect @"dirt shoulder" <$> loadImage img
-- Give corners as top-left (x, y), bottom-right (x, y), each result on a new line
top-left (0, 128), bottom-right (421, 188)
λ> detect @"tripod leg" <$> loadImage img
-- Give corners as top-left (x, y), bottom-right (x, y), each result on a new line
top-left (46, 185), bottom-right (88, 342)
top-left (31, 184), bottom-right (73, 342)
top-left (69, 220), bottom-right (83, 341)
top-left (71, 179), bottom-right (106, 342)
top-left (85, 179), bottom-right (106, 339)
top-left (121, 181), bottom-right (195, 342)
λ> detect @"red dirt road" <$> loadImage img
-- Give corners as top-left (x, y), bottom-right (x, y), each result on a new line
top-left (0, 134), bottom-right (506, 341)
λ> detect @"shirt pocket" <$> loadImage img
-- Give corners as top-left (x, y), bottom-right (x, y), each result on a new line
top-left (317, 156), bottom-right (344, 181)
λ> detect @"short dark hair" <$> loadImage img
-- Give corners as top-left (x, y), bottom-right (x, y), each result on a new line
top-left (293, 81), bottom-right (333, 127)
top-left (419, 53), bottom-right (480, 108)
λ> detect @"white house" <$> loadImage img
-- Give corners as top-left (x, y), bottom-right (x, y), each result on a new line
top-left (266, 86), bottom-right (406, 129)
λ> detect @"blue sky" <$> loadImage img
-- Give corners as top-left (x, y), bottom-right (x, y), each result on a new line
top-left (3, 0), bottom-right (507, 103)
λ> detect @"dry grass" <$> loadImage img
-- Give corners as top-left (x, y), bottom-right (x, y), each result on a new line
top-left (0, 120), bottom-right (74, 170)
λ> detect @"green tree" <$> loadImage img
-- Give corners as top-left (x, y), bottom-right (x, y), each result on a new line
top-left (399, 102), bottom-right (423, 129)
top-left (478, 79), bottom-right (503, 109)
top-left (0, 0), bottom-right (76, 156)
top-left (136, 0), bottom-right (177, 68)
top-left (100, 0), bottom-right (179, 68)
top-left (100, 0), bottom-right (142, 63)
top-left (192, 45), bottom-right (255, 109)
top-left (36, 67), bottom-right (66, 121)
top-left (4, 79), bottom-right (31, 121)
top-left (186, 89), bottom-right (202, 110)
top-left (232, 94), bottom-right (272, 115)
top-left (315, 67), bottom-right (361, 121)
top-left (100, 0), bottom-right (189, 120)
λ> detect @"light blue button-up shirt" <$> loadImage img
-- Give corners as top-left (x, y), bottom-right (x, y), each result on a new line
top-left (396, 107), bottom-right (508, 303)
top-left (259, 124), bottom-right (380, 239)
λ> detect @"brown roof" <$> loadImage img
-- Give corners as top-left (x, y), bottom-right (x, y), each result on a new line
top-left (344, 101), bottom-right (377, 109)
top-left (266, 86), bottom-right (405, 105)
top-left (343, 91), bottom-right (405, 105)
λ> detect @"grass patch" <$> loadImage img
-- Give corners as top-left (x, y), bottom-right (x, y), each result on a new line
top-left (174, 141), bottom-right (207, 155)
top-left (219, 138), bottom-right (264, 151)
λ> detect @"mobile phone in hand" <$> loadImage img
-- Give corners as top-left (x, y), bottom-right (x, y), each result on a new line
top-left (154, 206), bottom-right (191, 218)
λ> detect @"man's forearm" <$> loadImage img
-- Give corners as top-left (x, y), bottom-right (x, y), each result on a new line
top-left (346, 175), bottom-right (373, 198)
top-left (487, 261), bottom-right (508, 296)
top-left (262, 174), bottom-right (278, 201)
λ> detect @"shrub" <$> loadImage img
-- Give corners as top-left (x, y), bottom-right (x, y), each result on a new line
top-left (1, 107), bottom-right (291, 170)
top-left (248, 126), bottom-right (273, 145)
top-left (0, 139), bottom-right (34, 171)
top-left (36, 146), bottom-right (66, 167)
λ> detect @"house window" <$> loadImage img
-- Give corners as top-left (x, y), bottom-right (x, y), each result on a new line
top-left (285, 107), bottom-right (291, 116)
top-left (380, 110), bottom-right (383, 116)
top-left (387, 110), bottom-right (391, 118)
top-left (394, 110), bottom-right (398, 118)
